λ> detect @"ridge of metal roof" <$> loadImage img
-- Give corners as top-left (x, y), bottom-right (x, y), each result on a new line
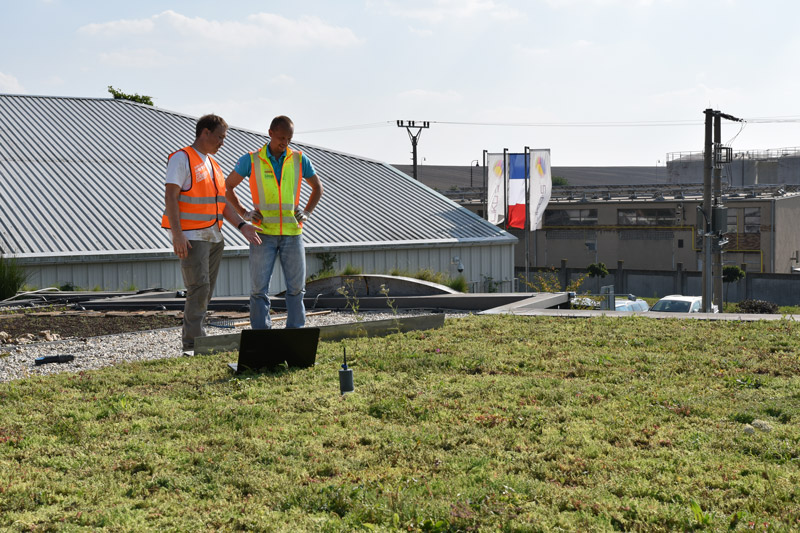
top-left (0, 94), bottom-right (514, 257)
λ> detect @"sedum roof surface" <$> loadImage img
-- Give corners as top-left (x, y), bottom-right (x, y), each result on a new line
top-left (0, 94), bottom-right (514, 257)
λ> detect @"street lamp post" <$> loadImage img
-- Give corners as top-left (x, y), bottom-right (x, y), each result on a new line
top-left (470, 159), bottom-right (479, 188)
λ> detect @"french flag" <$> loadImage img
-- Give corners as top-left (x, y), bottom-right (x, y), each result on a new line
top-left (507, 153), bottom-right (527, 229)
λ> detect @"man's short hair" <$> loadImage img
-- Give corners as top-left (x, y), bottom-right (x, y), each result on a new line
top-left (195, 114), bottom-right (228, 138)
top-left (270, 115), bottom-right (294, 132)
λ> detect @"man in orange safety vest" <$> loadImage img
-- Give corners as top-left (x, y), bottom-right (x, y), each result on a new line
top-left (163, 114), bottom-right (262, 355)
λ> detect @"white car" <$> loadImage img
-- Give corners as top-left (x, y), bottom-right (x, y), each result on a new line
top-left (571, 295), bottom-right (649, 312)
top-left (650, 295), bottom-right (718, 313)
top-left (614, 297), bottom-right (649, 312)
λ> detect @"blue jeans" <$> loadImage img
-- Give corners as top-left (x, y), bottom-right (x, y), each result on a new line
top-left (249, 234), bottom-right (306, 329)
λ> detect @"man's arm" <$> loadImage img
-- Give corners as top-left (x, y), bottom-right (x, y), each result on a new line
top-left (302, 174), bottom-right (323, 214)
top-left (224, 170), bottom-right (248, 217)
top-left (226, 169), bottom-right (263, 225)
top-left (222, 201), bottom-right (262, 245)
top-left (165, 184), bottom-right (191, 258)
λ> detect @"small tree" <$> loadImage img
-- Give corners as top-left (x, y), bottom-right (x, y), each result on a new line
top-left (552, 176), bottom-right (569, 186)
top-left (722, 265), bottom-right (745, 301)
top-left (587, 262), bottom-right (609, 295)
top-left (107, 85), bottom-right (154, 106)
top-left (587, 262), bottom-right (609, 279)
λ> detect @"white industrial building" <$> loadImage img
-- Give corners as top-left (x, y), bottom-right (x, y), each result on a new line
top-left (0, 94), bottom-right (517, 295)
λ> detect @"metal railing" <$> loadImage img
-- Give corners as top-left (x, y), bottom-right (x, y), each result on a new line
top-left (667, 146), bottom-right (800, 163)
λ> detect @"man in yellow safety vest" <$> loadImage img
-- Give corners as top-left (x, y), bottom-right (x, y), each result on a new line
top-left (225, 115), bottom-right (323, 329)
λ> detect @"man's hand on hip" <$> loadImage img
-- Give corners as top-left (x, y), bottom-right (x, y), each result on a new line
top-left (294, 207), bottom-right (310, 223)
top-left (244, 209), bottom-right (263, 224)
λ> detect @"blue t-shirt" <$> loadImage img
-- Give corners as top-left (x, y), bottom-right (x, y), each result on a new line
top-left (234, 147), bottom-right (316, 184)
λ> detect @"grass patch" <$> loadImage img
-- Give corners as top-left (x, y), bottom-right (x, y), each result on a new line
top-left (1, 315), bottom-right (800, 530)
top-left (0, 256), bottom-right (29, 300)
top-left (341, 264), bottom-right (363, 276)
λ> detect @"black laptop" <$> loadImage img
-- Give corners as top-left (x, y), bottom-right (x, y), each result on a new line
top-left (228, 327), bottom-right (321, 374)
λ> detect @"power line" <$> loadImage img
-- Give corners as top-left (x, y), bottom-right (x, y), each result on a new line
top-left (295, 115), bottom-right (800, 135)
top-left (298, 119), bottom-right (701, 133)
top-left (430, 119), bottom-right (703, 127)
top-left (744, 116), bottom-right (800, 123)
top-left (296, 121), bottom-right (393, 134)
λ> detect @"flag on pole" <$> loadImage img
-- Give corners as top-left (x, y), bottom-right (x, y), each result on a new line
top-left (528, 150), bottom-right (552, 230)
top-left (507, 153), bottom-right (527, 229)
top-left (486, 153), bottom-right (505, 225)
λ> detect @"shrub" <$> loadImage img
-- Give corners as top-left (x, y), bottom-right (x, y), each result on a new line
top-left (307, 253), bottom-right (338, 282)
top-left (315, 252), bottom-right (336, 277)
top-left (520, 268), bottom-right (589, 293)
top-left (736, 299), bottom-right (779, 314)
top-left (0, 256), bottom-right (29, 300)
top-left (447, 275), bottom-right (469, 293)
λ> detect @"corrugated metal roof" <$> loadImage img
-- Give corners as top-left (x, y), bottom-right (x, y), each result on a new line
top-left (0, 94), bottom-right (514, 257)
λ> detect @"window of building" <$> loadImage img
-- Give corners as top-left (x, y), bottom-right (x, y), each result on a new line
top-left (678, 239), bottom-right (684, 248)
top-left (544, 209), bottom-right (598, 226)
top-left (617, 208), bottom-right (676, 226)
top-left (744, 207), bottom-right (760, 233)
top-left (727, 209), bottom-right (738, 234)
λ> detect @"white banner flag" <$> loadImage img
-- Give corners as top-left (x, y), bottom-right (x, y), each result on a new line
top-left (528, 150), bottom-right (552, 230)
top-left (486, 153), bottom-right (505, 225)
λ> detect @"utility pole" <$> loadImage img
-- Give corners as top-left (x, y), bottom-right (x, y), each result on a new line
top-left (396, 120), bottom-right (429, 181)
top-left (713, 114), bottom-right (724, 312)
top-left (701, 109), bottom-right (739, 313)
top-left (702, 109), bottom-right (713, 312)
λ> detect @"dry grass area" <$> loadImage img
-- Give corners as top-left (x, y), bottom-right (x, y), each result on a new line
top-left (0, 310), bottom-right (184, 339)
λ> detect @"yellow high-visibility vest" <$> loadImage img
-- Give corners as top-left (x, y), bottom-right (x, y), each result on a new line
top-left (248, 145), bottom-right (303, 235)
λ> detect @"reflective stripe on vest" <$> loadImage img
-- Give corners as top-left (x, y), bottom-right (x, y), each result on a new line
top-left (249, 146), bottom-right (303, 235)
top-left (161, 147), bottom-right (227, 231)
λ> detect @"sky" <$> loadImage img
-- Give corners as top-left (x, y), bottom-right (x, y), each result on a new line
top-left (4, 0), bottom-right (800, 167)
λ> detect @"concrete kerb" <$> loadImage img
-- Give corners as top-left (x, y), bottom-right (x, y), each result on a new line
top-left (194, 314), bottom-right (446, 356)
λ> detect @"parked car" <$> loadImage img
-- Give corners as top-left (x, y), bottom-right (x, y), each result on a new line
top-left (650, 295), bottom-right (718, 313)
top-left (571, 295), bottom-right (649, 312)
top-left (614, 297), bottom-right (649, 312)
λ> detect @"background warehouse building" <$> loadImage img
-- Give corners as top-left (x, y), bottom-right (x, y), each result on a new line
top-left (0, 94), bottom-right (517, 296)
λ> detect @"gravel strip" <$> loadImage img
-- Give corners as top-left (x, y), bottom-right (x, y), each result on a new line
top-left (0, 311), bottom-right (468, 383)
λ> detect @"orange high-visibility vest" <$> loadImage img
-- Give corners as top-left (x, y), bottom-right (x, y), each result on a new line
top-left (248, 145), bottom-right (303, 235)
top-left (161, 147), bottom-right (226, 231)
